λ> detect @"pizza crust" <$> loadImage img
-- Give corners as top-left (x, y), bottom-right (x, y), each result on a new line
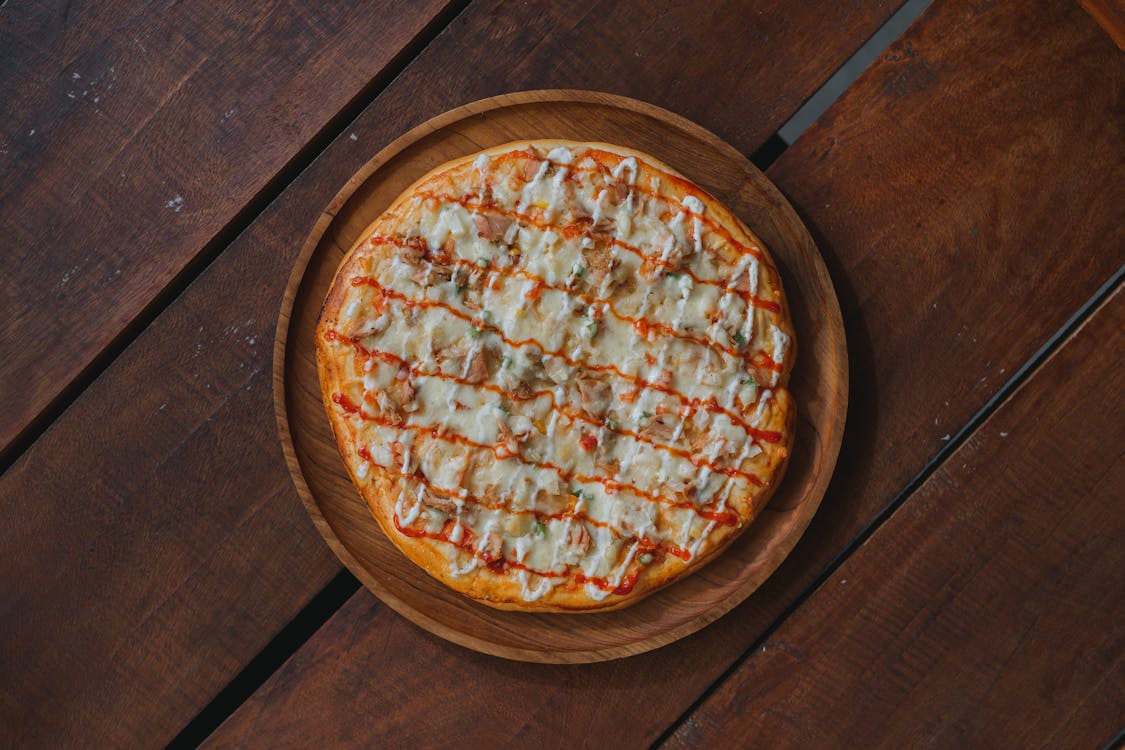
top-left (317, 140), bottom-right (796, 611)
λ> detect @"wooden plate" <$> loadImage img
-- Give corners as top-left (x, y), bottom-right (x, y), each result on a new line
top-left (274, 90), bottom-right (847, 663)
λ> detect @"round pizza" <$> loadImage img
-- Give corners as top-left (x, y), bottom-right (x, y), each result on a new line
top-left (316, 140), bottom-right (795, 612)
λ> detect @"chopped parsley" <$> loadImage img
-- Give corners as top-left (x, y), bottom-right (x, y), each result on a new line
top-left (498, 401), bottom-right (510, 415)
top-left (605, 418), bottom-right (619, 431)
top-left (476, 257), bottom-right (491, 269)
top-left (638, 553), bottom-right (654, 565)
top-left (732, 331), bottom-right (747, 348)
top-left (534, 521), bottom-right (547, 537)
top-left (574, 264), bottom-right (586, 278)
top-left (667, 271), bottom-right (681, 279)
top-left (640, 411), bottom-right (654, 420)
top-left (741, 374), bottom-right (757, 387)
top-left (586, 321), bottom-right (600, 338)
top-left (469, 327), bottom-right (482, 339)
top-left (500, 355), bottom-right (511, 369)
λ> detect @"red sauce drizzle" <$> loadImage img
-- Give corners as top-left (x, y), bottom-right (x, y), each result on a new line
top-left (392, 513), bottom-right (658, 595)
top-left (351, 342), bottom-right (765, 481)
top-left (335, 282), bottom-right (782, 446)
top-left (369, 234), bottom-right (778, 363)
top-left (752, 352), bottom-right (784, 373)
top-left (330, 399), bottom-right (753, 520)
top-left (332, 392), bottom-right (361, 414)
top-left (363, 460), bottom-right (724, 557)
top-left (332, 333), bottom-right (766, 485)
top-left (500, 147), bottom-right (770, 264)
top-left (410, 192), bottom-right (781, 314)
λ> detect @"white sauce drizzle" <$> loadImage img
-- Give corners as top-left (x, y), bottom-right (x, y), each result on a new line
top-left (753, 389), bottom-right (773, 426)
top-left (585, 541), bottom-right (639, 601)
top-left (612, 157), bottom-right (637, 184)
top-left (335, 144), bottom-right (790, 604)
top-left (514, 537), bottom-right (555, 601)
top-left (546, 146), bottom-right (574, 164)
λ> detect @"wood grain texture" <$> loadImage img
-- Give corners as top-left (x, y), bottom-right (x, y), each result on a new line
top-left (280, 91), bottom-right (847, 661)
top-left (766, 0), bottom-right (1125, 566)
top-left (0, 0), bottom-right (899, 461)
top-left (0, 2), bottom-right (903, 746)
top-left (0, 208), bottom-right (344, 747)
top-left (664, 286), bottom-right (1125, 750)
top-left (1080, 0), bottom-right (1125, 48)
top-left (0, 0), bottom-right (454, 458)
top-left (203, 1), bottom-right (1125, 747)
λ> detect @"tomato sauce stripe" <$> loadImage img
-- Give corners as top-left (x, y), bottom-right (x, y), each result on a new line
top-left (328, 331), bottom-right (765, 486)
top-left (332, 392), bottom-right (752, 523)
top-left (392, 512), bottom-right (644, 595)
top-left (481, 148), bottom-right (769, 265)
top-left (410, 191), bottom-right (781, 319)
top-left (362, 457), bottom-right (710, 554)
top-left (351, 398), bottom-right (738, 528)
top-left (370, 233), bottom-right (777, 367)
top-left (340, 280), bottom-right (782, 447)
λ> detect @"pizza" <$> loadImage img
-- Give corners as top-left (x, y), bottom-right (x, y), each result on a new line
top-left (316, 140), bottom-right (795, 612)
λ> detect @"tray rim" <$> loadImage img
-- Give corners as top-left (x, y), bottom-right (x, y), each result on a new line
top-left (273, 89), bottom-right (848, 663)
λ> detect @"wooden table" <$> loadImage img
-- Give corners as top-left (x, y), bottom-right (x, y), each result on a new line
top-left (2, 1), bottom-right (1122, 747)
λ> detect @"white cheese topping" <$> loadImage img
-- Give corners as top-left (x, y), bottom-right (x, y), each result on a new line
top-left (327, 144), bottom-right (792, 602)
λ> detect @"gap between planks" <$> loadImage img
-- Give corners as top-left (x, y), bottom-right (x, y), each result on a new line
top-left (648, 264), bottom-right (1125, 749)
top-left (777, 0), bottom-right (935, 143)
top-left (1099, 726), bottom-right (1125, 750)
top-left (166, 571), bottom-right (360, 749)
top-left (0, 0), bottom-right (474, 479)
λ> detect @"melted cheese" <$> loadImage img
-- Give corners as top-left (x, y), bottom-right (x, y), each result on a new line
top-left (325, 143), bottom-right (792, 603)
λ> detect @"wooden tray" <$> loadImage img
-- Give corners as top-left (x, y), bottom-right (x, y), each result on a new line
top-left (274, 90), bottom-right (847, 663)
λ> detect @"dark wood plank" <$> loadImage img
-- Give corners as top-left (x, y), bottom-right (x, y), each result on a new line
top-left (664, 287), bottom-right (1125, 750)
top-left (0, 0), bottom-right (454, 459)
top-left (201, 1), bottom-right (1125, 746)
top-left (1080, 0), bottom-right (1125, 48)
top-left (0, 2), bottom-right (904, 746)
